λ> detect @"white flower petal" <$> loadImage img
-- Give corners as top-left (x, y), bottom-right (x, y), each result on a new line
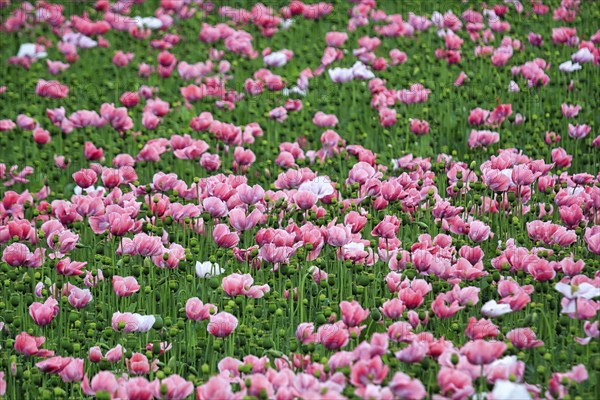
top-left (135, 314), bottom-right (156, 332)
top-left (481, 300), bottom-right (512, 317)
top-left (576, 283), bottom-right (600, 299)
top-left (554, 282), bottom-right (573, 298)
top-left (141, 17), bottom-right (163, 29)
top-left (17, 43), bottom-right (46, 59)
top-left (492, 380), bottom-right (532, 400)
top-left (298, 177), bottom-right (334, 199)
top-left (196, 261), bottom-right (224, 278)
top-left (571, 48), bottom-right (594, 64)
top-left (264, 51), bottom-right (288, 68)
top-left (559, 60), bottom-right (581, 73)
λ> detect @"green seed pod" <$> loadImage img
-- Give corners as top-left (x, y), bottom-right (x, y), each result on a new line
top-left (357, 275), bottom-right (370, 286)
top-left (209, 277), bottom-right (220, 289)
top-left (370, 309), bottom-right (381, 321)
top-left (315, 313), bottom-right (326, 325)
top-left (153, 317), bottom-right (164, 330)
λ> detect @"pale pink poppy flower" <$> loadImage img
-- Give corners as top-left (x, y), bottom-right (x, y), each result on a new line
top-left (207, 312), bottom-right (238, 337)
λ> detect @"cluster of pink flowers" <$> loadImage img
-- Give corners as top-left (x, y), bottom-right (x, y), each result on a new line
top-left (0, 0), bottom-right (599, 399)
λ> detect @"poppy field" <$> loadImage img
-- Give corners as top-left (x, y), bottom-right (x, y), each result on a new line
top-left (0, 0), bottom-right (599, 399)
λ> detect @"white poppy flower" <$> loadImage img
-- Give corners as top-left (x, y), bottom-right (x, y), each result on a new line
top-left (135, 314), bottom-right (156, 332)
top-left (74, 185), bottom-right (106, 196)
top-left (133, 16), bottom-right (163, 29)
top-left (264, 51), bottom-right (288, 68)
top-left (351, 62), bottom-right (375, 80)
top-left (196, 261), bottom-right (224, 278)
top-left (508, 80), bottom-right (520, 92)
top-left (281, 19), bottom-right (294, 29)
top-left (299, 177), bottom-right (334, 199)
top-left (481, 300), bottom-right (512, 317)
top-left (559, 60), bottom-right (581, 73)
top-left (571, 48), bottom-right (594, 64)
top-left (328, 67), bottom-right (354, 83)
top-left (555, 282), bottom-right (600, 313)
top-left (17, 43), bottom-right (47, 59)
top-left (492, 380), bottom-right (532, 400)
top-left (62, 32), bottom-right (97, 49)
top-left (343, 242), bottom-right (365, 252)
